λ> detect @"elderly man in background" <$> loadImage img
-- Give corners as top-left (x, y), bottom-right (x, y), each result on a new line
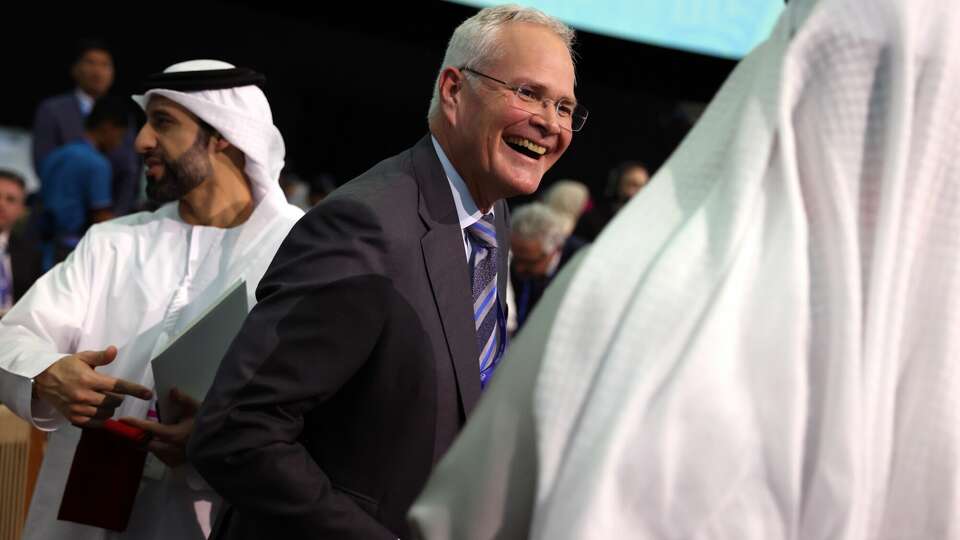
top-left (38, 96), bottom-right (132, 268)
top-left (0, 59), bottom-right (302, 540)
top-left (510, 202), bottom-right (585, 331)
top-left (542, 179), bottom-right (589, 237)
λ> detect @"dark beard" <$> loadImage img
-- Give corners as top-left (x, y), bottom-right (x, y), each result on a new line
top-left (146, 129), bottom-right (213, 204)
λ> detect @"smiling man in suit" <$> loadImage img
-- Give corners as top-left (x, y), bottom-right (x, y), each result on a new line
top-left (188, 4), bottom-right (587, 539)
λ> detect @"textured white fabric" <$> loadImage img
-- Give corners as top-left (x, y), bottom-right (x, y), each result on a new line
top-left (532, 0), bottom-right (960, 538)
top-left (132, 60), bottom-right (287, 208)
top-left (410, 0), bottom-right (960, 538)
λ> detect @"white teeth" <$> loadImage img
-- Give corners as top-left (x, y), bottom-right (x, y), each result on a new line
top-left (505, 136), bottom-right (547, 155)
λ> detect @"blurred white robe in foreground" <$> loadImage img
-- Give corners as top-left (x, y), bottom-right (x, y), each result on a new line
top-left (410, 0), bottom-right (960, 537)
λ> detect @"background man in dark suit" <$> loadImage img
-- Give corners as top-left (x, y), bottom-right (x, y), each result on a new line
top-left (32, 40), bottom-right (141, 215)
top-left (188, 5), bottom-right (586, 539)
top-left (0, 170), bottom-right (42, 317)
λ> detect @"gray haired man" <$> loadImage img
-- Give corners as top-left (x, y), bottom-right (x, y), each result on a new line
top-left (189, 4), bottom-right (585, 540)
top-left (509, 202), bottom-right (587, 330)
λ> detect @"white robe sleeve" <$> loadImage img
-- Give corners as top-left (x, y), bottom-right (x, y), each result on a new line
top-left (0, 234), bottom-right (95, 430)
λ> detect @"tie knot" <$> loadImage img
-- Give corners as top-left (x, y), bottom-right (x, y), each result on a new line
top-left (466, 213), bottom-right (497, 249)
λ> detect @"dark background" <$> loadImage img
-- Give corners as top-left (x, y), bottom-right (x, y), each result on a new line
top-left (4, 1), bottom-right (736, 197)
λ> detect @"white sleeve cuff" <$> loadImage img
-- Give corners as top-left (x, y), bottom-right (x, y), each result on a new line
top-left (30, 392), bottom-right (67, 431)
top-left (0, 354), bottom-right (70, 431)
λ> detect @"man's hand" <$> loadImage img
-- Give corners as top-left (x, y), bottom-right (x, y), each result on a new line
top-left (120, 388), bottom-right (200, 468)
top-left (33, 346), bottom-right (153, 427)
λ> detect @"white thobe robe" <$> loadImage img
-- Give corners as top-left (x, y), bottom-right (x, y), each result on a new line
top-left (0, 192), bottom-right (301, 540)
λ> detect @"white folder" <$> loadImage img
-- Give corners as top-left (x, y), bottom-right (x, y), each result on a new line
top-left (151, 280), bottom-right (248, 423)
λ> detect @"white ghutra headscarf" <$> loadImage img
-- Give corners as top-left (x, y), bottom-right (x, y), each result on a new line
top-left (132, 59), bottom-right (287, 207)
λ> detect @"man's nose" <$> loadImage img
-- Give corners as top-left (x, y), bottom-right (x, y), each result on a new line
top-left (529, 101), bottom-right (563, 133)
top-left (134, 125), bottom-right (155, 154)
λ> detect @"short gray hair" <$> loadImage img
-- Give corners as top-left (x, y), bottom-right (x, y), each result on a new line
top-left (543, 179), bottom-right (589, 219)
top-left (543, 179), bottom-right (588, 235)
top-left (511, 202), bottom-right (567, 254)
top-left (427, 4), bottom-right (576, 120)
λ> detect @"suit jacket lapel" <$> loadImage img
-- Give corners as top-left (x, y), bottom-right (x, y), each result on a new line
top-left (412, 135), bottom-right (482, 416)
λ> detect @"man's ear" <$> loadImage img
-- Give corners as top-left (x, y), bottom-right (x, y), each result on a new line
top-left (438, 66), bottom-right (466, 125)
top-left (212, 133), bottom-right (231, 152)
top-left (439, 67), bottom-right (466, 109)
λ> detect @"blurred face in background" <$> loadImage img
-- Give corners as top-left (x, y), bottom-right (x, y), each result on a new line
top-left (95, 122), bottom-right (129, 154)
top-left (73, 49), bottom-right (114, 98)
top-left (511, 234), bottom-right (559, 279)
top-left (618, 165), bottom-right (649, 201)
top-left (0, 177), bottom-right (26, 233)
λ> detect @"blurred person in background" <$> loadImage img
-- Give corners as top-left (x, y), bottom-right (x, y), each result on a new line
top-left (308, 172), bottom-right (337, 206)
top-left (32, 39), bottom-right (142, 216)
top-left (542, 179), bottom-right (589, 237)
top-left (575, 160), bottom-right (650, 241)
top-left (510, 202), bottom-right (585, 331)
top-left (0, 169), bottom-right (41, 317)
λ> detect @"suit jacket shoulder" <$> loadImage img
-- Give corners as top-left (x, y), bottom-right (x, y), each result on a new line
top-left (33, 92), bottom-right (84, 169)
top-left (8, 229), bottom-right (43, 301)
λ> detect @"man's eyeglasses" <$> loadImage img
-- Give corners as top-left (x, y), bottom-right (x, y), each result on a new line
top-left (460, 66), bottom-right (589, 132)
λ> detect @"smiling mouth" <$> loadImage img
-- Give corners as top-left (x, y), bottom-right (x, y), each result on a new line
top-left (504, 136), bottom-right (546, 160)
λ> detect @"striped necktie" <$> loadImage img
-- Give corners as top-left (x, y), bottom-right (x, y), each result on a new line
top-left (466, 213), bottom-right (504, 388)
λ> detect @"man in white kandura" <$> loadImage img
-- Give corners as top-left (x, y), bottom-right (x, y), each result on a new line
top-left (0, 59), bottom-right (302, 540)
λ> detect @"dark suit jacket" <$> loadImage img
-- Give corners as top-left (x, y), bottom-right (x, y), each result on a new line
top-left (32, 92), bottom-right (140, 214)
top-left (189, 135), bottom-right (510, 539)
top-left (8, 229), bottom-right (42, 301)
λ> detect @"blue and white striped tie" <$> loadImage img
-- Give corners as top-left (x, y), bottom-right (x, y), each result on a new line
top-left (466, 213), bottom-right (503, 388)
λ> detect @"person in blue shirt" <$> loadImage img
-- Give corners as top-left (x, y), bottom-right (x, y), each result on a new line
top-left (32, 40), bottom-right (142, 216)
top-left (39, 96), bottom-right (130, 268)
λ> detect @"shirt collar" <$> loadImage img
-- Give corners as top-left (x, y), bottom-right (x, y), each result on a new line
top-left (430, 135), bottom-right (492, 230)
top-left (0, 229), bottom-right (9, 252)
top-left (75, 88), bottom-right (95, 116)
